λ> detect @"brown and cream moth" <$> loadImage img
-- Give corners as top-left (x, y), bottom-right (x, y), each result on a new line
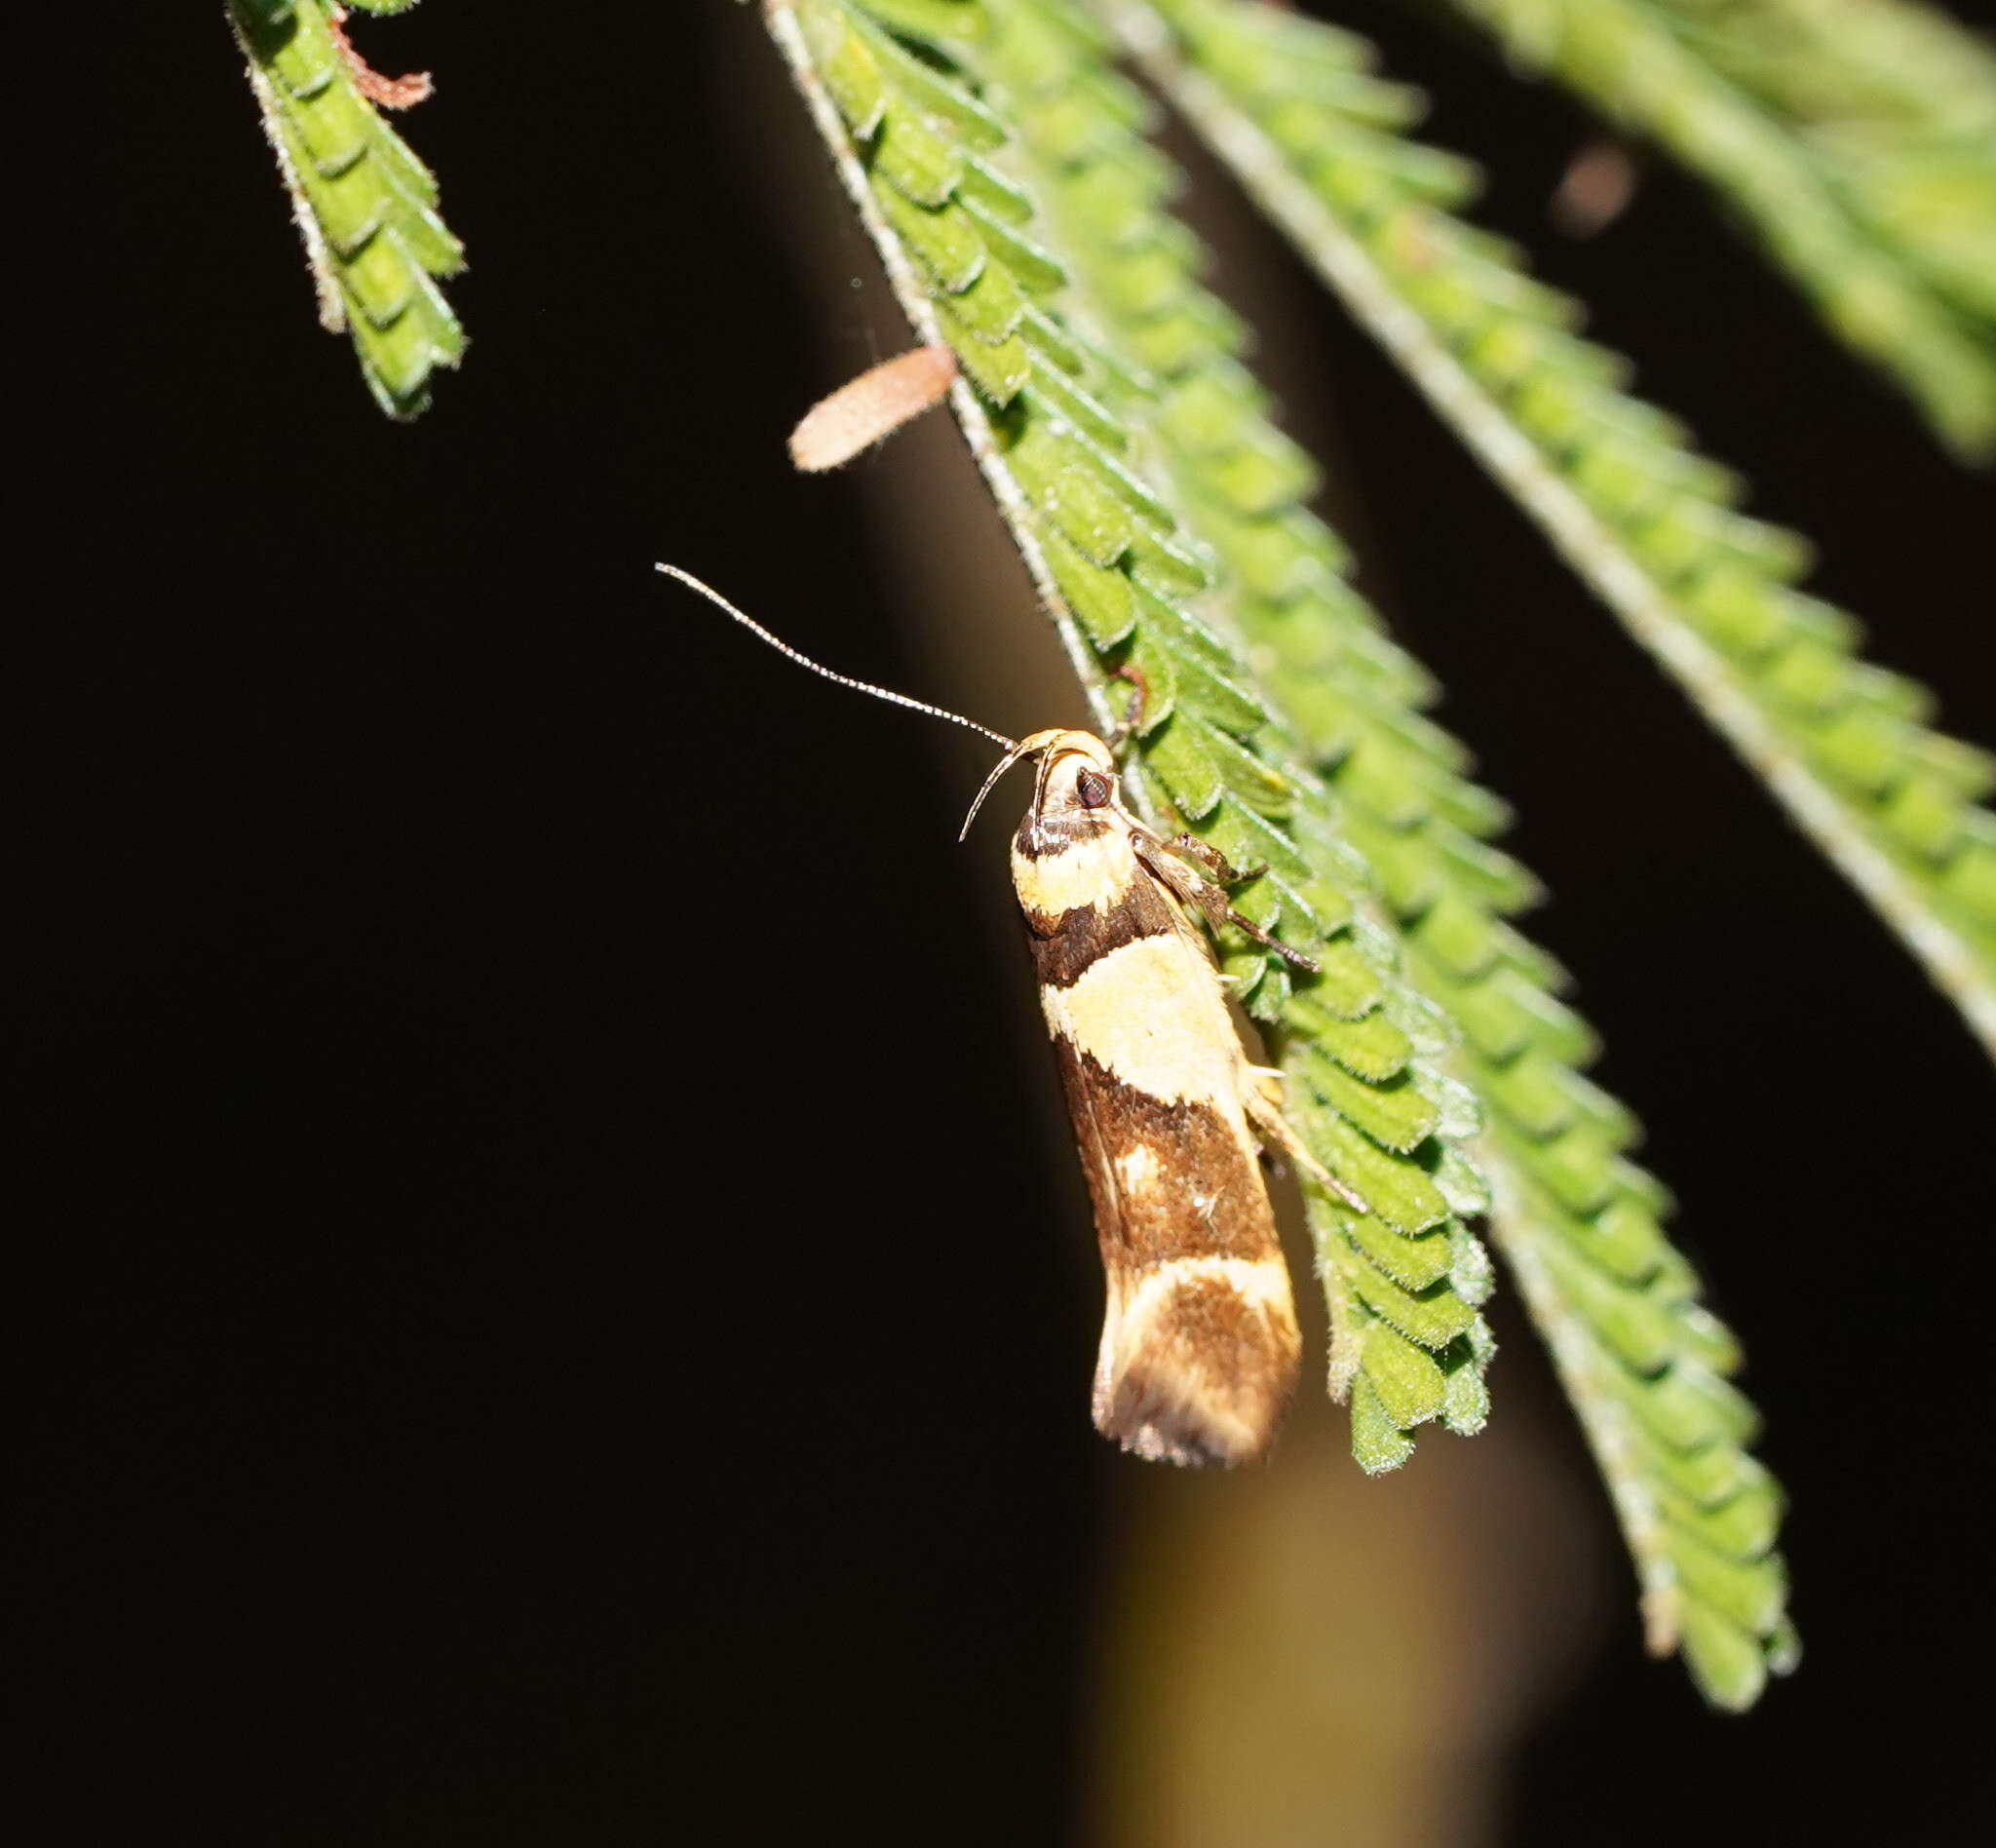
top-left (659, 566), bottom-right (1366, 1467)
top-left (969, 725), bottom-right (1362, 1464)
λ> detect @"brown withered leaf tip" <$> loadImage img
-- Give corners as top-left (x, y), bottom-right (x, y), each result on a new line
top-left (328, 5), bottom-right (435, 111)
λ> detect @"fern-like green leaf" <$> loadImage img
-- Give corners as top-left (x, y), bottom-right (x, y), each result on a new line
top-left (227, 0), bottom-right (465, 417)
top-left (1106, 0), bottom-right (1996, 1063)
top-left (771, 0), bottom-right (1500, 1471)
top-left (990, 0), bottom-right (1790, 1707)
top-left (772, 0), bottom-right (1804, 1704)
top-left (1438, 0), bottom-right (1996, 460)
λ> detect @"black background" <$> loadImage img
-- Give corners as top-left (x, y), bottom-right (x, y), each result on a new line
top-left (64, 4), bottom-right (1992, 1841)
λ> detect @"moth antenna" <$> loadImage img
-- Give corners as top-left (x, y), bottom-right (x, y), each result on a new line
top-left (657, 563), bottom-right (1017, 751)
top-left (958, 740), bottom-right (1038, 842)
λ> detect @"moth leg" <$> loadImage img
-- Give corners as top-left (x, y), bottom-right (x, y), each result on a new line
top-left (1163, 831), bottom-right (1248, 884)
top-left (1230, 913), bottom-right (1320, 975)
top-left (1244, 1066), bottom-right (1371, 1215)
top-left (1134, 832), bottom-right (1230, 925)
top-left (1134, 835), bottom-right (1321, 975)
top-left (1105, 664), bottom-right (1150, 751)
top-left (1243, 1074), bottom-right (1365, 1402)
top-left (1140, 829), bottom-right (1318, 974)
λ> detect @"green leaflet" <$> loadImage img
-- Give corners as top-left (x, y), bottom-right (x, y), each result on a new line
top-left (1439, 0), bottom-right (1996, 460)
top-left (772, 0), bottom-right (1499, 1470)
top-left (1119, 0), bottom-right (1995, 1064)
top-left (228, 0), bottom-right (464, 417)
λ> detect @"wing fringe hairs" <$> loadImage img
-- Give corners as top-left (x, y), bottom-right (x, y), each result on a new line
top-left (228, 0), bottom-right (465, 417)
top-left (772, 0), bottom-right (1793, 1706)
top-left (1102, 0), bottom-right (1996, 1064)
top-left (771, 0), bottom-right (1501, 1477)
top-left (1439, 0), bottom-right (1996, 461)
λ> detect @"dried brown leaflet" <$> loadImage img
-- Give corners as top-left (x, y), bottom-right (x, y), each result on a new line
top-left (788, 346), bottom-right (960, 472)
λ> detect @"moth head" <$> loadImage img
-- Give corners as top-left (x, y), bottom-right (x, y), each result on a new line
top-left (958, 727), bottom-right (1123, 841)
top-left (1027, 730), bottom-right (1122, 821)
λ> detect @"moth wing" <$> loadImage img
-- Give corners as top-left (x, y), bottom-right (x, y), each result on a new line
top-left (1036, 884), bottom-right (1300, 1467)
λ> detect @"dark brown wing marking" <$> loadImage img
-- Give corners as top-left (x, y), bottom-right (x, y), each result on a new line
top-left (1029, 896), bottom-right (1174, 987)
top-left (1048, 1041), bottom-right (1274, 1271)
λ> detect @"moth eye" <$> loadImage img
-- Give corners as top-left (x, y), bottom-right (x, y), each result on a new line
top-left (1076, 769), bottom-right (1112, 809)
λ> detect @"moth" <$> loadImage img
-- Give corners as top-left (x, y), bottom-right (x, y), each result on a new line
top-left (660, 566), bottom-right (1365, 1466)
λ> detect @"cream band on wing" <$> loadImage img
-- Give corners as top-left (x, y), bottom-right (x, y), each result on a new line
top-left (1010, 829), bottom-right (1137, 922)
top-left (1043, 934), bottom-right (1249, 1112)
